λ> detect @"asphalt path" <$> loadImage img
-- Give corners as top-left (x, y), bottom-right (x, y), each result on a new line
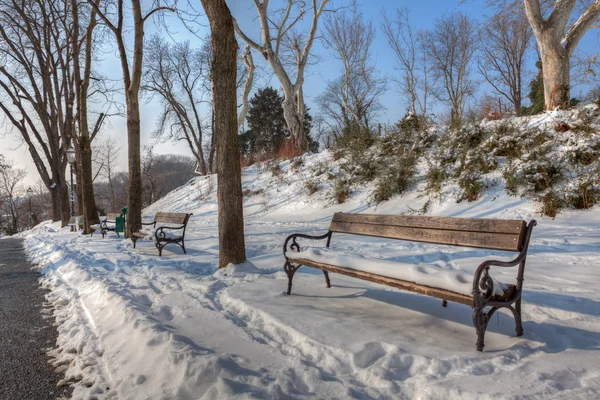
top-left (0, 238), bottom-right (72, 400)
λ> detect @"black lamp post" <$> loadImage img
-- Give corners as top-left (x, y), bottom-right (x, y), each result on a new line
top-left (27, 187), bottom-right (33, 229)
top-left (66, 145), bottom-right (76, 231)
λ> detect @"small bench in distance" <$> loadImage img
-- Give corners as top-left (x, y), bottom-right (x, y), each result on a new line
top-left (131, 212), bottom-right (192, 256)
top-left (91, 213), bottom-right (123, 238)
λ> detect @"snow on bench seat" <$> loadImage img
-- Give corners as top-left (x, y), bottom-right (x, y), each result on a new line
top-left (290, 247), bottom-right (509, 297)
top-left (136, 228), bottom-right (182, 242)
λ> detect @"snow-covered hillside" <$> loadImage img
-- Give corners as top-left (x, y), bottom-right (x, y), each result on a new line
top-left (24, 125), bottom-right (600, 398)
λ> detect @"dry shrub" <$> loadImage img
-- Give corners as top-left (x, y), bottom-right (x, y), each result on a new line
top-left (276, 140), bottom-right (298, 160)
top-left (555, 122), bottom-right (570, 132)
top-left (567, 182), bottom-right (598, 209)
top-left (305, 179), bottom-right (319, 195)
top-left (426, 165), bottom-right (446, 194)
top-left (243, 188), bottom-right (265, 197)
top-left (541, 192), bottom-right (563, 218)
top-left (291, 157), bottom-right (304, 170)
top-left (332, 179), bottom-right (350, 203)
top-left (372, 154), bottom-right (417, 204)
top-left (458, 173), bottom-right (484, 202)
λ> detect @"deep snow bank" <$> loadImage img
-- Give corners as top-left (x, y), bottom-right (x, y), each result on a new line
top-left (22, 115), bottom-right (600, 398)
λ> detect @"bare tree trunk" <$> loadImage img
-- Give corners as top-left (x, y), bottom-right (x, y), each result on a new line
top-left (538, 35), bottom-right (570, 109)
top-left (76, 162), bottom-right (84, 215)
top-left (208, 103), bottom-right (216, 173)
top-left (50, 188), bottom-right (61, 222)
top-left (79, 135), bottom-right (100, 228)
top-left (59, 181), bottom-right (70, 226)
top-left (127, 95), bottom-right (143, 236)
top-left (72, 0), bottom-right (101, 233)
top-left (200, 0), bottom-right (246, 268)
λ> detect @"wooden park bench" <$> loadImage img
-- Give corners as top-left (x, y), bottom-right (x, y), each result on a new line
top-left (68, 215), bottom-right (84, 231)
top-left (131, 212), bottom-right (192, 256)
top-left (90, 213), bottom-right (123, 238)
top-left (283, 212), bottom-right (536, 352)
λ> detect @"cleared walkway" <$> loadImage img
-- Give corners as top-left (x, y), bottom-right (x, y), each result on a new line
top-left (0, 238), bottom-right (71, 400)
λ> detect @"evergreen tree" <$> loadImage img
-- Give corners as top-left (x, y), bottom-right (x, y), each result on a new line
top-left (242, 87), bottom-right (286, 156)
top-left (522, 61), bottom-right (545, 115)
top-left (240, 87), bottom-right (318, 157)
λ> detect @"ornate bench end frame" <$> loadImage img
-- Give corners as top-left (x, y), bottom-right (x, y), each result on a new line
top-left (283, 231), bottom-right (333, 295)
top-left (471, 219), bottom-right (537, 351)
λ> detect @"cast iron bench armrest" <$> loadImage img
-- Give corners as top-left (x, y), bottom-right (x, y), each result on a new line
top-left (154, 225), bottom-right (186, 241)
top-left (472, 220), bottom-right (537, 304)
top-left (283, 231), bottom-right (332, 257)
top-left (142, 221), bottom-right (156, 227)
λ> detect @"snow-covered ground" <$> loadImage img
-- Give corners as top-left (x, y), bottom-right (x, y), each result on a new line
top-left (23, 150), bottom-right (600, 399)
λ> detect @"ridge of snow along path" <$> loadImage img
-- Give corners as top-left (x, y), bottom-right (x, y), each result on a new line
top-left (23, 151), bottom-right (600, 399)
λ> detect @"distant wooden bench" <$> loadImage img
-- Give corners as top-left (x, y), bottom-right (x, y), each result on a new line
top-left (131, 212), bottom-right (192, 256)
top-left (283, 212), bottom-right (536, 351)
top-left (68, 215), bottom-right (84, 231)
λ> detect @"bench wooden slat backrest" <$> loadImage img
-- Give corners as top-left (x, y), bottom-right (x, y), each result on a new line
top-left (154, 212), bottom-right (190, 225)
top-left (329, 213), bottom-right (526, 252)
top-left (105, 213), bottom-right (121, 221)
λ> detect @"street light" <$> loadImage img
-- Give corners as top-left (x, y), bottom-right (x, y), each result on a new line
top-left (66, 145), bottom-right (76, 231)
top-left (26, 187), bottom-right (33, 229)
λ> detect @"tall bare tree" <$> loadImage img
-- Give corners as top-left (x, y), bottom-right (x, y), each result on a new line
top-left (381, 8), bottom-right (431, 117)
top-left (522, 0), bottom-right (600, 109)
top-left (144, 35), bottom-right (254, 176)
top-left (423, 12), bottom-right (479, 127)
top-left (145, 37), bottom-right (211, 175)
top-left (478, 9), bottom-right (533, 115)
top-left (320, 3), bottom-right (386, 131)
top-left (0, 0), bottom-right (75, 226)
top-left (233, 0), bottom-right (330, 152)
top-left (70, 0), bottom-right (106, 233)
top-left (89, 0), bottom-right (175, 236)
top-left (97, 136), bottom-right (121, 212)
top-left (199, 0), bottom-right (246, 268)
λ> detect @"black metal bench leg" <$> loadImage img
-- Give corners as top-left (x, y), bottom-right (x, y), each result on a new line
top-left (511, 300), bottom-right (524, 337)
top-left (473, 307), bottom-right (488, 352)
top-left (284, 262), bottom-right (300, 295)
top-left (181, 239), bottom-right (186, 254)
top-left (323, 270), bottom-right (331, 288)
top-left (157, 242), bottom-right (164, 256)
top-left (442, 300), bottom-right (448, 307)
top-left (132, 237), bottom-right (137, 248)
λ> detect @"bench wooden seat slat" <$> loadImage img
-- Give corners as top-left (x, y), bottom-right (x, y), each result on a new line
top-left (282, 212), bottom-right (537, 352)
top-left (329, 220), bottom-right (523, 251)
top-left (289, 257), bottom-right (474, 306)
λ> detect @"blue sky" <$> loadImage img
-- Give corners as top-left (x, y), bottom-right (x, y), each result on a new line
top-left (3, 0), bottom-right (599, 184)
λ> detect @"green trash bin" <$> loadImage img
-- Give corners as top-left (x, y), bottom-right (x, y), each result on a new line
top-left (115, 217), bottom-right (125, 234)
top-left (120, 206), bottom-right (128, 238)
